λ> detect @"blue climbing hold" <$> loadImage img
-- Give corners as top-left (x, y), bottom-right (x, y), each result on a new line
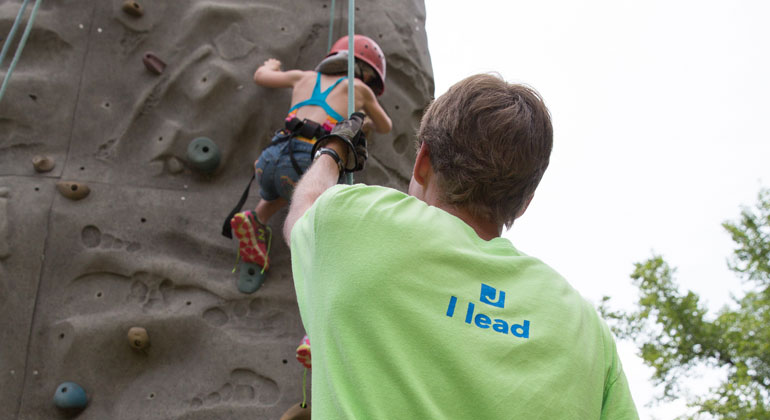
top-left (186, 137), bottom-right (221, 173)
top-left (238, 262), bottom-right (266, 294)
top-left (53, 381), bottom-right (88, 410)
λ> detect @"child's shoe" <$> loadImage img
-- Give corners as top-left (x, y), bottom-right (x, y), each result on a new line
top-left (296, 335), bottom-right (311, 369)
top-left (231, 210), bottom-right (271, 271)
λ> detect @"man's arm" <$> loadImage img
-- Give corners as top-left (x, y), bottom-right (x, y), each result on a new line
top-left (283, 139), bottom-right (347, 245)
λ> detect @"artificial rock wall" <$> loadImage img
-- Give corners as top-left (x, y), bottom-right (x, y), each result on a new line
top-left (0, 0), bottom-right (433, 418)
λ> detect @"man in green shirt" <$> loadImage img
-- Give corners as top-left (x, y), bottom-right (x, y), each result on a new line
top-left (284, 74), bottom-right (639, 419)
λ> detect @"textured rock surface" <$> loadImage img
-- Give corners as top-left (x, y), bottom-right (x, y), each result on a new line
top-left (0, 0), bottom-right (433, 418)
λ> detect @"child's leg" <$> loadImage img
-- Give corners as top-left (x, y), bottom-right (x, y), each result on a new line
top-left (255, 197), bottom-right (288, 226)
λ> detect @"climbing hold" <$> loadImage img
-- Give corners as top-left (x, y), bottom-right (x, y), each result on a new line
top-left (122, 0), bottom-right (143, 17)
top-left (186, 137), bottom-right (221, 173)
top-left (53, 381), bottom-right (88, 412)
top-left (32, 155), bottom-right (55, 173)
top-left (238, 262), bottom-right (266, 294)
top-left (56, 182), bottom-right (90, 201)
top-left (142, 52), bottom-right (166, 75)
top-left (279, 402), bottom-right (311, 420)
top-left (127, 327), bottom-right (149, 350)
top-left (166, 156), bottom-right (183, 174)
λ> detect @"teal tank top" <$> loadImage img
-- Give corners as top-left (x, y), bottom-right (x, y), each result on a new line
top-left (288, 73), bottom-right (347, 122)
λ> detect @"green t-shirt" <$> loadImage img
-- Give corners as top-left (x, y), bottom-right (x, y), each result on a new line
top-left (291, 184), bottom-right (638, 419)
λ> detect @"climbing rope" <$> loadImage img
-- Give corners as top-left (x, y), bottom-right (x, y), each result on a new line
top-left (346, 0), bottom-right (355, 118)
top-left (344, 0), bottom-right (355, 185)
top-left (0, 0), bottom-right (43, 104)
top-left (0, 0), bottom-right (31, 68)
top-left (327, 0), bottom-right (336, 52)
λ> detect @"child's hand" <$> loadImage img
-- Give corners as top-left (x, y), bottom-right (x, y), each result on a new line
top-left (362, 116), bottom-right (375, 137)
top-left (264, 58), bottom-right (282, 71)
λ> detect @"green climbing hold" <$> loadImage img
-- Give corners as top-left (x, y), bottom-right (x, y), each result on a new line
top-left (238, 262), bottom-right (266, 294)
top-left (186, 137), bottom-right (220, 173)
top-left (53, 381), bottom-right (88, 412)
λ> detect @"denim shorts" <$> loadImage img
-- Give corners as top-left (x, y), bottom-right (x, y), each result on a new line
top-left (254, 130), bottom-right (313, 201)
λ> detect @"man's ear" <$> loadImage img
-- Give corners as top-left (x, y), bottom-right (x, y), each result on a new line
top-left (412, 142), bottom-right (432, 186)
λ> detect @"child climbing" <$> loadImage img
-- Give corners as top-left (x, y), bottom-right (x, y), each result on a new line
top-left (229, 34), bottom-right (392, 292)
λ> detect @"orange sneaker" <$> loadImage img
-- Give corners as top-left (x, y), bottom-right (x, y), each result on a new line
top-left (296, 335), bottom-right (311, 369)
top-left (230, 210), bottom-right (271, 271)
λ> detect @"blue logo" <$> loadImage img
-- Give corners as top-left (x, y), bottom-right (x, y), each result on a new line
top-left (480, 283), bottom-right (505, 308)
top-left (445, 284), bottom-right (530, 339)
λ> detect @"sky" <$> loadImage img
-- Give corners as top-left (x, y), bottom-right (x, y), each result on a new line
top-left (423, 0), bottom-right (770, 418)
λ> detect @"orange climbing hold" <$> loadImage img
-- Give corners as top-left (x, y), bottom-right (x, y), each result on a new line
top-left (56, 182), bottom-right (90, 201)
top-left (279, 402), bottom-right (311, 420)
top-left (127, 327), bottom-right (149, 350)
top-left (32, 155), bottom-right (54, 172)
top-left (122, 0), bottom-right (143, 17)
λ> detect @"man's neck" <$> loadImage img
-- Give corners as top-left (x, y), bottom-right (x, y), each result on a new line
top-left (439, 203), bottom-right (501, 241)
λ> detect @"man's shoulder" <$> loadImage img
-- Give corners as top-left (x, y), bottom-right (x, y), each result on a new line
top-left (318, 184), bottom-right (407, 207)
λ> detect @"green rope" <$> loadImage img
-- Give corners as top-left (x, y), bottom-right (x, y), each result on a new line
top-left (0, 0), bottom-right (31, 68)
top-left (301, 368), bottom-right (308, 408)
top-left (0, 0), bottom-right (42, 104)
top-left (260, 225), bottom-right (272, 275)
top-left (327, 0), bottom-right (336, 52)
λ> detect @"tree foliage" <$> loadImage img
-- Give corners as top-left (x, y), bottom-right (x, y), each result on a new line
top-left (601, 189), bottom-right (770, 419)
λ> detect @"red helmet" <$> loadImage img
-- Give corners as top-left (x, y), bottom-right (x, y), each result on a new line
top-left (328, 35), bottom-right (386, 96)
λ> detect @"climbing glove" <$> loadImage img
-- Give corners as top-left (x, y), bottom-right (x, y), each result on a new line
top-left (312, 112), bottom-right (368, 172)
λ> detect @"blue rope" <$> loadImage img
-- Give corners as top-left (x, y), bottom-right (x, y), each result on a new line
top-left (345, 0), bottom-right (355, 185)
top-left (0, 0), bottom-right (42, 104)
top-left (0, 0), bottom-right (31, 68)
top-left (327, 0), bottom-right (336, 52)
top-left (346, 0), bottom-right (354, 118)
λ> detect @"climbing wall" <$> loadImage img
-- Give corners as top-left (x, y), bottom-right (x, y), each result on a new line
top-left (0, 0), bottom-right (433, 418)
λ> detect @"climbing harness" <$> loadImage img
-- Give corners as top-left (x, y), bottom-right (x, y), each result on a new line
top-left (220, 121), bottom-right (331, 240)
top-left (0, 0), bottom-right (43, 104)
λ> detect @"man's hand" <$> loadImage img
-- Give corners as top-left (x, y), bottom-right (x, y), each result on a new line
top-left (312, 112), bottom-right (369, 172)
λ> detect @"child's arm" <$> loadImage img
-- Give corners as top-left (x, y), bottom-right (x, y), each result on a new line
top-left (358, 83), bottom-right (392, 134)
top-left (253, 58), bottom-right (304, 88)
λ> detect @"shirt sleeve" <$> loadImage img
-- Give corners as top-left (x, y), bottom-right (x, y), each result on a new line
top-left (600, 322), bottom-right (640, 420)
top-left (289, 184), bottom-right (349, 334)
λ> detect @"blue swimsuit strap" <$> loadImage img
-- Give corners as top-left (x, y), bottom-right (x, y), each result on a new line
top-left (288, 73), bottom-right (347, 122)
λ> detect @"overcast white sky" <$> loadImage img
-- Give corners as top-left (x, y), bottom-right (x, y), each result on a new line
top-left (424, 0), bottom-right (770, 418)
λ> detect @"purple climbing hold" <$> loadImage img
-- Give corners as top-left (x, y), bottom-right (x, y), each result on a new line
top-left (143, 52), bottom-right (166, 75)
top-left (122, 0), bottom-right (143, 17)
